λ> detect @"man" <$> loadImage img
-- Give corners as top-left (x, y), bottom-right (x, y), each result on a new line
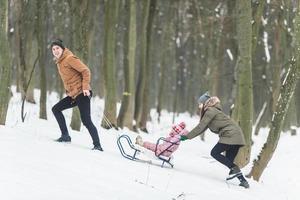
top-left (51, 39), bottom-right (103, 151)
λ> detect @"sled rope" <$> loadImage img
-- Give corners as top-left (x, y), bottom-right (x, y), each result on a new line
top-left (103, 113), bottom-right (113, 129)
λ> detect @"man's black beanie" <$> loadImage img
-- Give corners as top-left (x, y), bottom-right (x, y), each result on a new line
top-left (51, 39), bottom-right (65, 50)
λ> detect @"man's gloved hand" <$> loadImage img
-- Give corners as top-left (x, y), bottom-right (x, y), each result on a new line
top-left (180, 135), bottom-right (188, 141)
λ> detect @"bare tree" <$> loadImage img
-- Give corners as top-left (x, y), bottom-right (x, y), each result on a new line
top-left (0, 0), bottom-right (11, 125)
top-left (36, 0), bottom-right (48, 119)
top-left (101, 0), bottom-right (120, 129)
top-left (134, 0), bottom-right (155, 132)
top-left (68, 0), bottom-right (89, 131)
top-left (117, 0), bottom-right (136, 129)
top-left (233, 0), bottom-right (253, 168)
top-left (247, 4), bottom-right (300, 180)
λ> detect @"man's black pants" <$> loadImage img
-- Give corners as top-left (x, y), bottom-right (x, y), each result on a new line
top-left (52, 92), bottom-right (100, 146)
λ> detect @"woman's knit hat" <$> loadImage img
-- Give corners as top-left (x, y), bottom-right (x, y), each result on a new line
top-left (178, 122), bottom-right (186, 129)
top-left (197, 91), bottom-right (210, 104)
top-left (171, 122), bottom-right (186, 134)
top-left (50, 39), bottom-right (65, 50)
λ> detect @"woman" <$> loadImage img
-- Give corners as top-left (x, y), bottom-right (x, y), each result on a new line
top-left (51, 39), bottom-right (103, 151)
top-left (180, 92), bottom-right (249, 188)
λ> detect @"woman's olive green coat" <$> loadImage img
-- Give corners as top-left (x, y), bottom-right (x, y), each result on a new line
top-left (186, 103), bottom-right (246, 145)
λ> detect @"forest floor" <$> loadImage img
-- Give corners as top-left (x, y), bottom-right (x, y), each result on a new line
top-left (0, 87), bottom-right (298, 200)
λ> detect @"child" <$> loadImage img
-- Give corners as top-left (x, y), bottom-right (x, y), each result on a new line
top-left (135, 122), bottom-right (188, 157)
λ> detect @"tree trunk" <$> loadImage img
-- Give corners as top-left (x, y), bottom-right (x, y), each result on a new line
top-left (13, 0), bottom-right (37, 107)
top-left (117, 0), bottom-right (136, 130)
top-left (70, 107), bottom-right (81, 131)
top-left (14, 0), bottom-right (25, 99)
top-left (0, 0), bottom-right (11, 125)
top-left (156, 18), bottom-right (172, 122)
top-left (139, 0), bottom-right (156, 132)
top-left (101, 0), bottom-right (119, 129)
top-left (233, 0), bottom-right (253, 168)
top-left (36, 0), bottom-right (47, 120)
top-left (254, 102), bottom-right (267, 135)
top-left (248, 58), bottom-right (300, 181)
top-left (25, 30), bottom-right (36, 104)
top-left (295, 81), bottom-right (300, 127)
top-left (157, 2), bottom-right (177, 117)
top-left (251, 0), bottom-right (265, 57)
top-left (172, 0), bottom-right (182, 123)
top-left (69, 0), bottom-right (89, 131)
top-left (271, 22), bottom-right (282, 113)
top-left (134, 0), bottom-right (151, 131)
top-left (210, 4), bottom-right (224, 96)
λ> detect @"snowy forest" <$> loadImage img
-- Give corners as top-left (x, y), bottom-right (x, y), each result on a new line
top-left (1, 0), bottom-right (300, 194)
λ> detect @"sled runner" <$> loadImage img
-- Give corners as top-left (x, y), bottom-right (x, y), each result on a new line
top-left (117, 134), bottom-right (178, 168)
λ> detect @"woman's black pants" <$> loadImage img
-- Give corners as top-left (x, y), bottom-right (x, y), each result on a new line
top-left (210, 142), bottom-right (241, 169)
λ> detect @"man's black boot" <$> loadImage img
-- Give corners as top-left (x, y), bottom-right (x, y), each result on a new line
top-left (56, 135), bottom-right (71, 142)
top-left (92, 145), bottom-right (103, 151)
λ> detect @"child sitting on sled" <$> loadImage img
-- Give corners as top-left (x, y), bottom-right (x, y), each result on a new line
top-left (135, 122), bottom-right (188, 157)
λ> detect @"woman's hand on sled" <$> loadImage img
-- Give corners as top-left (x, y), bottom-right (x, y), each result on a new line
top-left (180, 135), bottom-right (188, 141)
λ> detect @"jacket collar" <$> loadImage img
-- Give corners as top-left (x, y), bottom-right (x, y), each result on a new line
top-left (204, 97), bottom-right (221, 110)
top-left (200, 98), bottom-right (222, 119)
top-left (56, 48), bottom-right (73, 64)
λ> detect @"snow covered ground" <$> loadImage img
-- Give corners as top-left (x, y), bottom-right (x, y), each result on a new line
top-left (0, 88), bottom-right (299, 200)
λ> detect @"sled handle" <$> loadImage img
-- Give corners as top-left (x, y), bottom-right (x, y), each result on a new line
top-left (117, 134), bottom-right (140, 160)
top-left (154, 137), bottom-right (178, 168)
top-left (154, 137), bottom-right (179, 157)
